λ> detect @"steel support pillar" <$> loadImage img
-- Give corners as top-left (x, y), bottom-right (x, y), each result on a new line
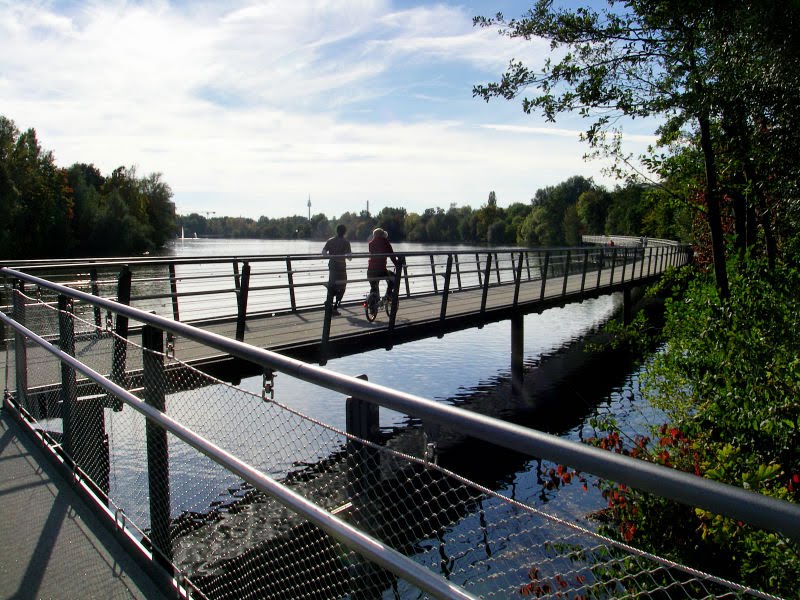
top-left (511, 313), bottom-right (524, 398)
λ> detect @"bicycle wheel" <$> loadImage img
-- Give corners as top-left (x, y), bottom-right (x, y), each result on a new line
top-left (384, 293), bottom-right (393, 317)
top-left (364, 292), bottom-right (378, 322)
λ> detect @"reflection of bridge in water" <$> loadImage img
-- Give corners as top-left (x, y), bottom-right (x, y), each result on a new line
top-left (5, 238), bottom-right (800, 599)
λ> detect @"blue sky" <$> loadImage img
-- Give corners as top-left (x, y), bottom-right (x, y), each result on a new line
top-left (1, 0), bottom-right (656, 219)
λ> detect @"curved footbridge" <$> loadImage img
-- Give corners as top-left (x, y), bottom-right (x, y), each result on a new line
top-left (3, 236), bottom-right (690, 390)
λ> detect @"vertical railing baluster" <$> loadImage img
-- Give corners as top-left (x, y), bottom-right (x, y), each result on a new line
top-left (494, 252), bottom-right (502, 284)
top-left (90, 266), bottom-right (102, 330)
top-left (236, 261), bottom-right (251, 342)
top-left (110, 265), bottom-right (132, 400)
top-left (562, 250), bottom-right (571, 296)
top-left (513, 251), bottom-right (524, 307)
top-left (596, 247), bottom-right (604, 288)
top-left (621, 247), bottom-right (628, 282)
top-left (429, 255), bottom-right (438, 295)
top-left (233, 259), bottom-right (241, 292)
top-left (12, 281), bottom-right (30, 416)
top-left (539, 251), bottom-right (550, 301)
top-left (580, 249), bottom-right (589, 294)
top-left (286, 258), bottom-right (297, 311)
top-left (454, 254), bottom-right (463, 291)
top-left (58, 295), bottom-right (77, 459)
top-left (639, 246), bottom-right (647, 279)
top-left (480, 253), bottom-right (493, 316)
top-left (402, 258), bottom-right (411, 298)
top-left (167, 262), bottom-right (179, 351)
top-left (439, 254), bottom-right (453, 329)
top-left (475, 253), bottom-right (483, 288)
top-left (142, 324), bottom-right (173, 568)
top-left (609, 248), bottom-right (618, 285)
top-left (388, 260), bottom-right (403, 336)
top-left (168, 263), bottom-right (180, 322)
top-left (525, 252), bottom-right (532, 281)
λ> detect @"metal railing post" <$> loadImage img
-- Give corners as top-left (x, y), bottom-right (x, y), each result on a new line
top-left (142, 324), bottom-right (173, 567)
top-left (539, 251), bottom-right (550, 301)
top-left (90, 266), bottom-right (102, 330)
top-left (429, 254), bottom-right (438, 294)
top-left (580, 249), bottom-right (589, 294)
top-left (168, 262), bottom-right (180, 322)
top-left (639, 246), bottom-right (647, 279)
top-left (621, 247), bottom-right (628, 282)
top-left (235, 261), bottom-right (251, 342)
top-left (111, 265), bottom-right (132, 398)
top-left (12, 281), bottom-right (30, 416)
top-left (58, 295), bottom-right (77, 457)
top-left (609, 247), bottom-right (618, 285)
top-left (513, 251), bottom-right (524, 307)
top-left (475, 253), bottom-right (483, 288)
top-left (232, 259), bottom-right (241, 292)
top-left (561, 250), bottom-right (571, 296)
top-left (494, 252), bottom-right (501, 284)
top-left (286, 258), bottom-right (297, 311)
top-left (439, 254), bottom-right (453, 328)
top-left (480, 253), bottom-right (493, 316)
top-left (387, 260), bottom-right (403, 336)
top-left (167, 262), bottom-right (179, 351)
top-left (596, 247), bottom-right (604, 288)
top-left (402, 259), bottom-right (411, 298)
top-left (454, 254), bottom-right (463, 291)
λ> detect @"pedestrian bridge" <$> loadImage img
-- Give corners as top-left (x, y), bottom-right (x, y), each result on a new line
top-left (3, 237), bottom-right (799, 599)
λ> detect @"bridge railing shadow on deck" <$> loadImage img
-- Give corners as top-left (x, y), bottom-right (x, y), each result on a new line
top-left (1, 261), bottom-right (798, 599)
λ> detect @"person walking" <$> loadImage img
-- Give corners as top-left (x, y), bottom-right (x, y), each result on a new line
top-left (322, 224), bottom-right (351, 315)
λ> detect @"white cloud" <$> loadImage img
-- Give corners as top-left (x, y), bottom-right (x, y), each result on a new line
top-left (0, 0), bottom-right (654, 219)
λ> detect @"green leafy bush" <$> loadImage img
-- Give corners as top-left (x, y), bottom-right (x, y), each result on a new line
top-left (593, 257), bottom-right (800, 595)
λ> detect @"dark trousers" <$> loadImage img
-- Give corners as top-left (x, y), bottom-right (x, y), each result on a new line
top-left (367, 268), bottom-right (394, 298)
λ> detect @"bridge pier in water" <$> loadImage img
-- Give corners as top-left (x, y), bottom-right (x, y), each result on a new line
top-left (511, 313), bottom-right (524, 397)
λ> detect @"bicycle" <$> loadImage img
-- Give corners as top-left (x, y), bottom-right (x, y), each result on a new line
top-left (364, 278), bottom-right (395, 322)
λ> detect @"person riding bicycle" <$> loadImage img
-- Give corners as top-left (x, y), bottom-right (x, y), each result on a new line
top-left (367, 228), bottom-right (399, 300)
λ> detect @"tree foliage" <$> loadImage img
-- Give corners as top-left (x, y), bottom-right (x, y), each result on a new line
top-left (0, 116), bottom-right (176, 259)
top-left (474, 0), bottom-right (800, 298)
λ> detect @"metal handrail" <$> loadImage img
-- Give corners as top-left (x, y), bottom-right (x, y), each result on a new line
top-left (3, 265), bottom-right (799, 544)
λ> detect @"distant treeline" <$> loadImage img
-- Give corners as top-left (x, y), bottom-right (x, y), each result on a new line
top-left (182, 176), bottom-right (692, 246)
top-left (1, 116), bottom-right (176, 259)
top-left (1, 113), bottom-right (691, 260)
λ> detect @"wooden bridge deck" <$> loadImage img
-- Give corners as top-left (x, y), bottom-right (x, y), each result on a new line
top-left (3, 253), bottom-right (670, 392)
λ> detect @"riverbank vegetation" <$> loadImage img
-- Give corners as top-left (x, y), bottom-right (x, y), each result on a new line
top-left (472, 0), bottom-right (800, 593)
top-left (180, 176), bottom-right (691, 247)
top-left (0, 117), bottom-right (175, 258)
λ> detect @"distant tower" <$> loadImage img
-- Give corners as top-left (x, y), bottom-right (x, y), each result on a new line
top-left (307, 195), bottom-right (311, 220)
top-left (366, 200), bottom-right (370, 215)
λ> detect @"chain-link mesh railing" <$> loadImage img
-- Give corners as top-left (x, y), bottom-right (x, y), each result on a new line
top-left (2, 273), bottom-right (787, 600)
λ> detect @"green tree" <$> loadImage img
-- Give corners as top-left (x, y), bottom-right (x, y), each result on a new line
top-left (474, 1), bottom-right (793, 297)
top-left (576, 188), bottom-right (610, 234)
